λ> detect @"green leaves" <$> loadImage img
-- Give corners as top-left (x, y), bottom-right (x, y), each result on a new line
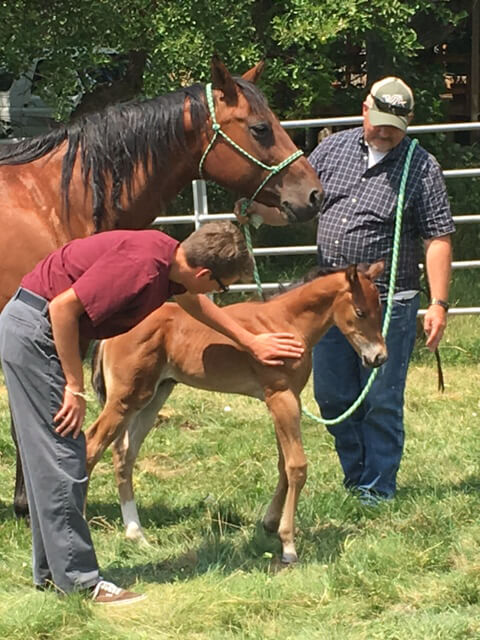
top-left (0, 0), bottom-right (472, 122)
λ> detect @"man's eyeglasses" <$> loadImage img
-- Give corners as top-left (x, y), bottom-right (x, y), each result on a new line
top-left (372, 95), bottom-right (411, 117)
top-left (213, 275), bottom-right (230, 293)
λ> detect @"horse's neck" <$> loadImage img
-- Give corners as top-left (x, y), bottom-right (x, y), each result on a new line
top-left (280, 274), bottom-right (344, 348)
top-left (67, 148), bottom-right (200, 232)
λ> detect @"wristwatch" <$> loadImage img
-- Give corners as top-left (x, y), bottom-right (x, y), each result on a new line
top-left (429, 298), bottom-right (449, 311)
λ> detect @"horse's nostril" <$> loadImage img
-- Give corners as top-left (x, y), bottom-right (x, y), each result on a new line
top-left (310, 189), bottom-right (323, 210)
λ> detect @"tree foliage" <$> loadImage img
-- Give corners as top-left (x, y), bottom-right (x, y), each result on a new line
top-left (2, 0), bottom-right (478, 263)
top-left (0, 0), bottom-right (470, 121)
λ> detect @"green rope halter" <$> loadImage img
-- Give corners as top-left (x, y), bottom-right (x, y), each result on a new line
top-left (198, 82), bottom-right (303, 216)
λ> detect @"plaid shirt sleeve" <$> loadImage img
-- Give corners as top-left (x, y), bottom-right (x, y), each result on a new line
top-left (413, 153), bottom-right (454, 239)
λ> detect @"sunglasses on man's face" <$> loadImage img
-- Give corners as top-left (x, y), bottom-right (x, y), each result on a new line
top-left (373, 95), bottom-right (411, 117)
top-left (213, 275), bottom-right (230, 293)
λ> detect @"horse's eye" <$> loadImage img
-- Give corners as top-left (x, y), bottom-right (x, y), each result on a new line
top-left (355, 307), bottom-right (366, 319)
top-left (249, 122), bottom-right (270, 138)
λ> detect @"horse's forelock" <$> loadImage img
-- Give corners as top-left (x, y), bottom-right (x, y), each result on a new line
top-left (233, 77), bottom-right (269, 116)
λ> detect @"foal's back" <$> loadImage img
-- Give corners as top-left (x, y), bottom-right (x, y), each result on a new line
top-left (99, 299), bottom-right (307, 404)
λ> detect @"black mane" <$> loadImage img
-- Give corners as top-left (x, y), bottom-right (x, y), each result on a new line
top-left (0, 77), bottom-right (267, 231)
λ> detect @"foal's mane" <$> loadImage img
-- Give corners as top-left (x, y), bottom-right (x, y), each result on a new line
top-left (0, 77), bottom-right (267, 231)
top-left (265, 266), bottom-right (343, 300)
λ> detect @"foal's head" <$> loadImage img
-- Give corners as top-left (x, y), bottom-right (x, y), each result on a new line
top-left (333, 261), bottom-right (388, 368)
top-left (198, 56), bottom-right (323, 224)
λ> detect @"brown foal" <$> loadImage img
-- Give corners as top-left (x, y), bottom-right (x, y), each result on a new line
top-left (86, 262), bottom-right (387, 564)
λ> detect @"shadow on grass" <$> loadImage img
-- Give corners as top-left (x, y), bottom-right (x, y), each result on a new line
top-left (0, 497), bottom-right (15, 522)
top-left (395, 474), bottom-right (480, 502)
top-left (86, 494), bottom-right (358, 587)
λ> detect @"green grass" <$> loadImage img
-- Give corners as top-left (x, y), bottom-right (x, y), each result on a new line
top-left (1, 313), bottom-right (480, 639)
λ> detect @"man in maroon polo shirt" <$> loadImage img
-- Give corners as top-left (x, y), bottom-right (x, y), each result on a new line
top-left (0, 221), bottom-right (304, 605)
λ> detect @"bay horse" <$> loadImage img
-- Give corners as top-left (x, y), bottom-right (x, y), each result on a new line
top-left (86, 261), bottom-right (387, 565)
top-left (0, 56), bottom-right (323, 518)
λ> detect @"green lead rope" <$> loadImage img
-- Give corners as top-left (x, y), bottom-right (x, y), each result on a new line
top-left (243, 138), bottom-right (419, 425)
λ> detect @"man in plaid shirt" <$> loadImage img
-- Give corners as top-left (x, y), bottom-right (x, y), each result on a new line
top-left (236, 76), bottom-right (454, 505)
top-left (310, 77), bottom-right (454, 504)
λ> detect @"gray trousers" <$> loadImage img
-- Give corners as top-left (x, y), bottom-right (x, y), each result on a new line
top-left (0, 288), bottom-right (99, 593)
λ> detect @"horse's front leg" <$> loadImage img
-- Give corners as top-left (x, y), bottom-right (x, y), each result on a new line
top-left (11, 410), bottom-right (29, 520)
top-left (264, 389), bottom-right (306, 564)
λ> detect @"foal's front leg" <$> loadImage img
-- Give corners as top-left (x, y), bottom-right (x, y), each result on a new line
top-left (263, 432), bottom-right (287, 534)
top-left (264, 389), bottom-right (306, 564)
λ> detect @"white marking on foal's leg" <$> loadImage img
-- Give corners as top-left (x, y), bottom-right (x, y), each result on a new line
top-left (122, 500), bottom-right (148, 544)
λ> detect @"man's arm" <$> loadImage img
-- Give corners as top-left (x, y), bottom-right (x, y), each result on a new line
top-left (175, 292), bottom-right (304, 365)
top-left (233, 199), bottom-right (288, 226)
top-left (48, 288), bottom-right (87, 438)
top-left (423, 234), bottom-right (452, 352)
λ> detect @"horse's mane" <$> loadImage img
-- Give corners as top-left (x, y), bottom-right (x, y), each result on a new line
top-left (0, 77), bottom-right (267, 231)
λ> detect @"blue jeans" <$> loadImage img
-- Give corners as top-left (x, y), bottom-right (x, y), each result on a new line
top-left (313, 295), bottom-right (420, 498)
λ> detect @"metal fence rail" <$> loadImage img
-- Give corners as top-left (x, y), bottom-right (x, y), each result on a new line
top-left (157, 119), bottom-right (480, 313)
top-left (3, 118), bottom-right (480, 313)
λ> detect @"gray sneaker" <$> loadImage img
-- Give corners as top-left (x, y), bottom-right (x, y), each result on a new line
top-left (91, 580), bottom-right (146, 606)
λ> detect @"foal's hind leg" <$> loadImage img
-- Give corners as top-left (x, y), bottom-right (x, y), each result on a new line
top-left (264, 389), bottom-right (306, 564)
top-left (112, 380), bottom-right (176, 542)
top-left (85, 399), bottom-right (137, 475)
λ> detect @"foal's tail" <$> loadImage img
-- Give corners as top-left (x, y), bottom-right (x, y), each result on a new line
top-left (91, 341), bottom-right (107, 406)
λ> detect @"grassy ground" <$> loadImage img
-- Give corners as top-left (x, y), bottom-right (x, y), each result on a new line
top-left (1, 313), bottom-right (480, 639)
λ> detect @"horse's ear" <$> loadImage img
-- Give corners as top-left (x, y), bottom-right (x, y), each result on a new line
top-left (358, 260), bottom-right (385, 281)
top-left (242, 60), bottom-right (265, 84)
top-left (211, 54), bottom-right (238, 106)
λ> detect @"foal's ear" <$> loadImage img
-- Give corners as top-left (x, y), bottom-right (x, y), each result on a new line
top-left (345, 264), bottom-right (359, 290)
top-left (242, 60), bottom-right (265, 85)
top-left (358, 260), bottom-right (385, 281)
top-left (211, 54), bottom-right (238, 106)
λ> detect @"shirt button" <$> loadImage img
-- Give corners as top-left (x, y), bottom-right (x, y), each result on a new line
top-left (332, 262), bottom-right (337, 267)
top-left (352, 197), bottom-right (357, 203)
top-left (342, 218), bottom-right (347, 223)
top-left (361, 178), bottom-right (366, 182)
top-left (334, 240), bottom-right (339, 245)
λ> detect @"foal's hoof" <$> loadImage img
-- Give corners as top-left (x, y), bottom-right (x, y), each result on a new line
top-left (125, 523), bottom-right (149, 546)
top-left (281, 551), bottom-right (298, 565)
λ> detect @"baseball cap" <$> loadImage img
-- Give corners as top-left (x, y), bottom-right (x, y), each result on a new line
top-left (367, 77), bottom-right (414, 132)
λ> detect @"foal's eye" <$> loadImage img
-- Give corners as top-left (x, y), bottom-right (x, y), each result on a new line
top-left (355, 307), bottom-right (366, 318)
top-left (249, 122), bottom-right (270, 139)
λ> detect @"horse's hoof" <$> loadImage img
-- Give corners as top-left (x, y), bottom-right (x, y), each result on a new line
top-left (14, 505), bottom-right (30, 523)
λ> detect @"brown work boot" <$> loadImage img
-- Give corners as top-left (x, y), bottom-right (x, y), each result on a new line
top-left (91, 580), bottom-right (146, 606)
